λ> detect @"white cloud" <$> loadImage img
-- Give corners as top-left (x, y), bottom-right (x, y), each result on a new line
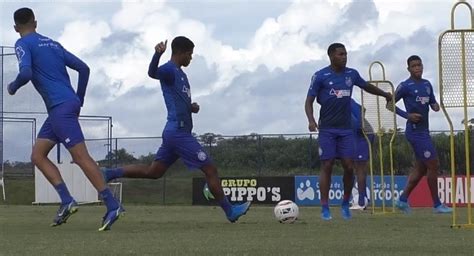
top-left (58, 20), bottom-right (112, 55)
top-left (2, 0), bottom-right (470, 145)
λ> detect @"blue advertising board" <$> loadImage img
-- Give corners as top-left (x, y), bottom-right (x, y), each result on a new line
top-left (294, 175), bottom-right (406, 206)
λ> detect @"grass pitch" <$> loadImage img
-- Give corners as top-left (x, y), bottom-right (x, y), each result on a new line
top-left (0, 205), bottom-right (473, 255)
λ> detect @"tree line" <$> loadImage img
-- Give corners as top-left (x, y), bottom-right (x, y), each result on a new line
top-left (4, 131), bottom-right (472, 177)
top-left (101, 131), bottom-right (472, 176)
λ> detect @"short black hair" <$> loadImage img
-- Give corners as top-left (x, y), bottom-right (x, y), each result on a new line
top-left (327, 43), bottom-right (345, 56)
top-left (407, 55), bottom-right (422, 66)
top-left (14, 7), bottom-right (35, 25)
top-left (171, 36), bottom-right (194, 55)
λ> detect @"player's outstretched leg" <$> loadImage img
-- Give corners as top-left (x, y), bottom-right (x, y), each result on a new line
top-left (101, 162), bottom-right (168, 183)
top-left (101, 167), bottom-right (120, 183)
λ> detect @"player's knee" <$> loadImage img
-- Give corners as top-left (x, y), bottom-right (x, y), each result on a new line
top-left (71, 154), bottom-right (92, 165)
top-left (30, 153), bottom-right (40, 165)
top-left (30, 151), bottom-right (47, 165)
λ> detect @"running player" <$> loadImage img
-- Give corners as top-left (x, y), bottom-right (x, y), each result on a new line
top-left (102, 37), bottom-right (251, 222)
top-left (7, 7), bottom-right (124, 231)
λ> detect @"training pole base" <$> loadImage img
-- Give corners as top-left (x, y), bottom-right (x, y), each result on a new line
top-left (451, 224), bottom-right (474, 229)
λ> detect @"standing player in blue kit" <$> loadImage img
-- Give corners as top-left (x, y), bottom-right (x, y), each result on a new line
top-left (305, 43), bottom-right (392, 220)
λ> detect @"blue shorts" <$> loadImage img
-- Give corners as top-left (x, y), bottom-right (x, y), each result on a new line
top-left (155, 130), bottom-right (212, 169)
top-left (405, 131), bottom-right (437, 161)
top-left (38, 99), bottom-right (84, 149)
top-left (354, 133), bottom-right (374, 162)
top-left (318, 129), bottom-right (354, 160)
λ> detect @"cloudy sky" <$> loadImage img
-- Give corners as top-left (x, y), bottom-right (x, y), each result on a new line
top-left (1, 0), bottom-right (473, 161)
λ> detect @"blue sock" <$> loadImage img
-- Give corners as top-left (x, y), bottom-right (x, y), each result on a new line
top-left (399, 193), bottom-right (408, 203)
top-left (322, 204), bottom-right (329, 211)
top-left (219, 197), bottom-right (232, 216)
top-left (342, 194), bottom-right (350, 206)
top-left (99, 188), bottom-right (120, 211)
top-left (106, 168), bottom-right (124, 181)
top-left (359, 191), bottom-right (367, 206)
top-left (433, 197), bottom-right (442, 208)
top-left (54, 182), bottom-right (73, 204)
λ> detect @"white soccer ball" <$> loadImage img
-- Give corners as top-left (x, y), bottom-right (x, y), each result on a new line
top-left (274, 200), bottom-right (299, 224)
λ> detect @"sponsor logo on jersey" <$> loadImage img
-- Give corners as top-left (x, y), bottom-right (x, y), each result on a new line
top-left (329, 88), bottom-right (351, 98)
top-left (416, 96), bottom-right (430, 104)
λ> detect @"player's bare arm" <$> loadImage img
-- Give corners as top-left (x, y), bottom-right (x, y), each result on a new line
top-left (304, 96), bottom-right (318, 132)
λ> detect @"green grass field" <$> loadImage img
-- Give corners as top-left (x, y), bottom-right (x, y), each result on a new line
top-left (0, 205), bottom-right (473, 255)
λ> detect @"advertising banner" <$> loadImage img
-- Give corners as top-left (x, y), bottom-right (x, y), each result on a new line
top-left (294, 175), bottom-right (406, 206)
top-left (192, 176), bottom-right (295, 205)
top-left (193, 175), bottom-right (474, 207)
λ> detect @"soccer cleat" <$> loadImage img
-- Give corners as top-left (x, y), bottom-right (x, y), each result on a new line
top-left (99, 206), bottom-right (125, 231)
top-left (395, 200), bottom-right (412, 214)
top-left (349, 204), bottom-right (366, 211)
top-left (341, 204), bottom-right (352, 220)
top-left (320, 207), bottom-right (332, 221)
top-left (433, 204), bottom-right (453, 214)
top-left (100, 167), bottom-right (113, 183)
top-left (51, 200), bottom-right (79, 227)
top-left (226, 202), bottom-right (251, 223)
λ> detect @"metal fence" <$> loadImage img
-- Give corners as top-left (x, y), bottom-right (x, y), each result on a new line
top-left (4, 130), bottom-right (472, 177)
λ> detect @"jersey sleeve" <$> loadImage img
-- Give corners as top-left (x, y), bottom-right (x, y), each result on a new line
top-left (307, 72), bottom-right (321, 97)
top-left (393, 83), bottom-right (409, 119)
top-left (148, 52), bottom-right (174, 84)
top-left (15, 40), bottom-right (31, 69)
top-left (353, 70), bottom-right (367, 89)
top-left (428, 82), bottom-right (438, 105)
top-left (8, 41), bottom-right (33, 94)
top-left (63, 48), bottom-right (90, 106)
top-left (394, 83), bottom-right (406, 103)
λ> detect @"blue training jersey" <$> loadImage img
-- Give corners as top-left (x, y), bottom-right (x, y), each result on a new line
top-left (394, 78), bottom-right (437, 133)
top-left (308, 66), bottom-right (367, 129)
top-left (14, 32), bottom-right (87, 110)
top-left (148, 54), bottom-right (193, 133)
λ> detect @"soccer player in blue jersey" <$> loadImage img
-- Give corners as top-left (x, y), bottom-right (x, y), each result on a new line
top-left (7, 8), bottom-right (124, 231)
top-left (390, 55), bottom-right (452, 214)
top-left (102, 36), bottom-right (251, 223)
top-left (349, 99), bottom-right (374, 210)
top-left (305, 43), bottom-right (392, 220)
